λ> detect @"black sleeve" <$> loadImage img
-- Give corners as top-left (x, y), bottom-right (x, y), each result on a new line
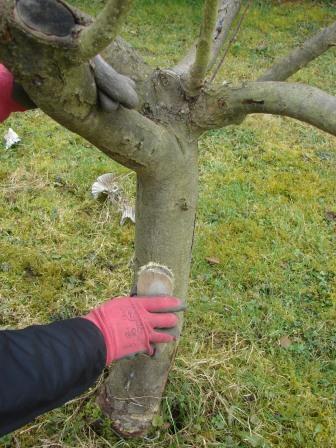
top-left (0, 318), bottom-right (106, 437)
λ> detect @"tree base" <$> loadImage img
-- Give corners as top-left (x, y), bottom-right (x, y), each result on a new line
top-left (97, 350), bottom-right (174, 437)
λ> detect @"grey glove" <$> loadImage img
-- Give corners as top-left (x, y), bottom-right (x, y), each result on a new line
top-left (91, 55), bottom-right (139, 111)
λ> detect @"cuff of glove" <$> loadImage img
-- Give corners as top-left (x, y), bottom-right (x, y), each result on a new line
top-left (0, 65), bottom-right (28, 122)
top-left (84, 311), bottom-right (111, 366)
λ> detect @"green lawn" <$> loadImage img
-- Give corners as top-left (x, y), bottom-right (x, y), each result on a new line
top-left (0, 1), bottom-right (335, 447)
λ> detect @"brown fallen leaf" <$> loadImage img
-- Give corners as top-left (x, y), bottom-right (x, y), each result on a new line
top-left (279, 335), bottom-right (292, 348)
top-left (325, 211), bottom-right (336, 222)
top-left (205, 256), bottom-right (220, 265)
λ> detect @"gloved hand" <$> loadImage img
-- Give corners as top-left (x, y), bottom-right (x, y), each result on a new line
top-left (84, 296), bottom-right (184, 365)
top-left (91, 55), bottom-right (139, 111)
top-left (0, 65), bottom-right (28, 122)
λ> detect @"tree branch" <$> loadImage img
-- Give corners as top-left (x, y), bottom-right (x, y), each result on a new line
top-left (77, 0), bottom-right (133, 61)
top-left (208, 0), bottom-right (241, 69)
top-left (0, 1), bottom-right (185, 175)
top-left (209, 0), bottom-right (251, 83)
top-left (192, 81), bottom-right (336, 136)
top-left (174, 0), bottom-right (240, 77)
top-left (183, 0), bottom-right (219, 95)
top-left (258, 21), bottom-right (336, 82)
top-left (102, 37), bottom-right (152, 82)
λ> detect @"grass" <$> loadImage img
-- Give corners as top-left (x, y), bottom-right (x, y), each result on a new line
top-left (1, 0), bottom-right (335, 446)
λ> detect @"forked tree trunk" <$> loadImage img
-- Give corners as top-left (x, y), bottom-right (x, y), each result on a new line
top-left (0, 0), bottom-right (200, 431)
top-left (98, 141), bottom-right (198, 436)
top-left (1, 0), bottom-right (335, 439)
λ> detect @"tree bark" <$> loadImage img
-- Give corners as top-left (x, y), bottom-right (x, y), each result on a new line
top-left (183, 0), bottom-right (218, 95)
top-left (98, 147), bottom-right (198, 436)
top-left (78, 0), bottom-right (133, 61)
top-left (192, 81), bottom-right (336, 136)
top-left (208, 0), bottom-right (241, 69)
top-left (174, 0), bottom-right (241, 76)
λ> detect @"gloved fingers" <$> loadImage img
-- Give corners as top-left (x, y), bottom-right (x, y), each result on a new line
top-left (151, 331), bottom-right (176, 344)
top-left (117, 72), bottom-right (136, 90)
top-left (92, 55), bottom-right (139, 110)
top-left (98, 91), bottom-right (119, 112)
top-left (138, 296), bottom-right (186, 313)
top-left (148, 312), bottom-right (179, 329)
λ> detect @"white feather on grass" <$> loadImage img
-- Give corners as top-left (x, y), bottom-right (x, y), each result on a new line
top-left (91, 173), bottom-right (135, 225)
top-left (4, 128), bottom-right (21, 149)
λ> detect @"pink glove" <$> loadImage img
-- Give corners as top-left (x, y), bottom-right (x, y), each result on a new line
top-left (84, 296), bottom-right (184, 365)
top-left (0, 64), bottom-right (26, 122)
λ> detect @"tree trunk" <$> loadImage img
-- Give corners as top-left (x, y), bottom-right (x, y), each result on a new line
top-left (98, 141), bottom-right (198, 436)
top-left (1, 0), bottom-right (336, 439)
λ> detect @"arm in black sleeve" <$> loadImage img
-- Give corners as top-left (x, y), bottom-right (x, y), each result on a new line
top-left (0, 318), bottom-right (106, 437)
